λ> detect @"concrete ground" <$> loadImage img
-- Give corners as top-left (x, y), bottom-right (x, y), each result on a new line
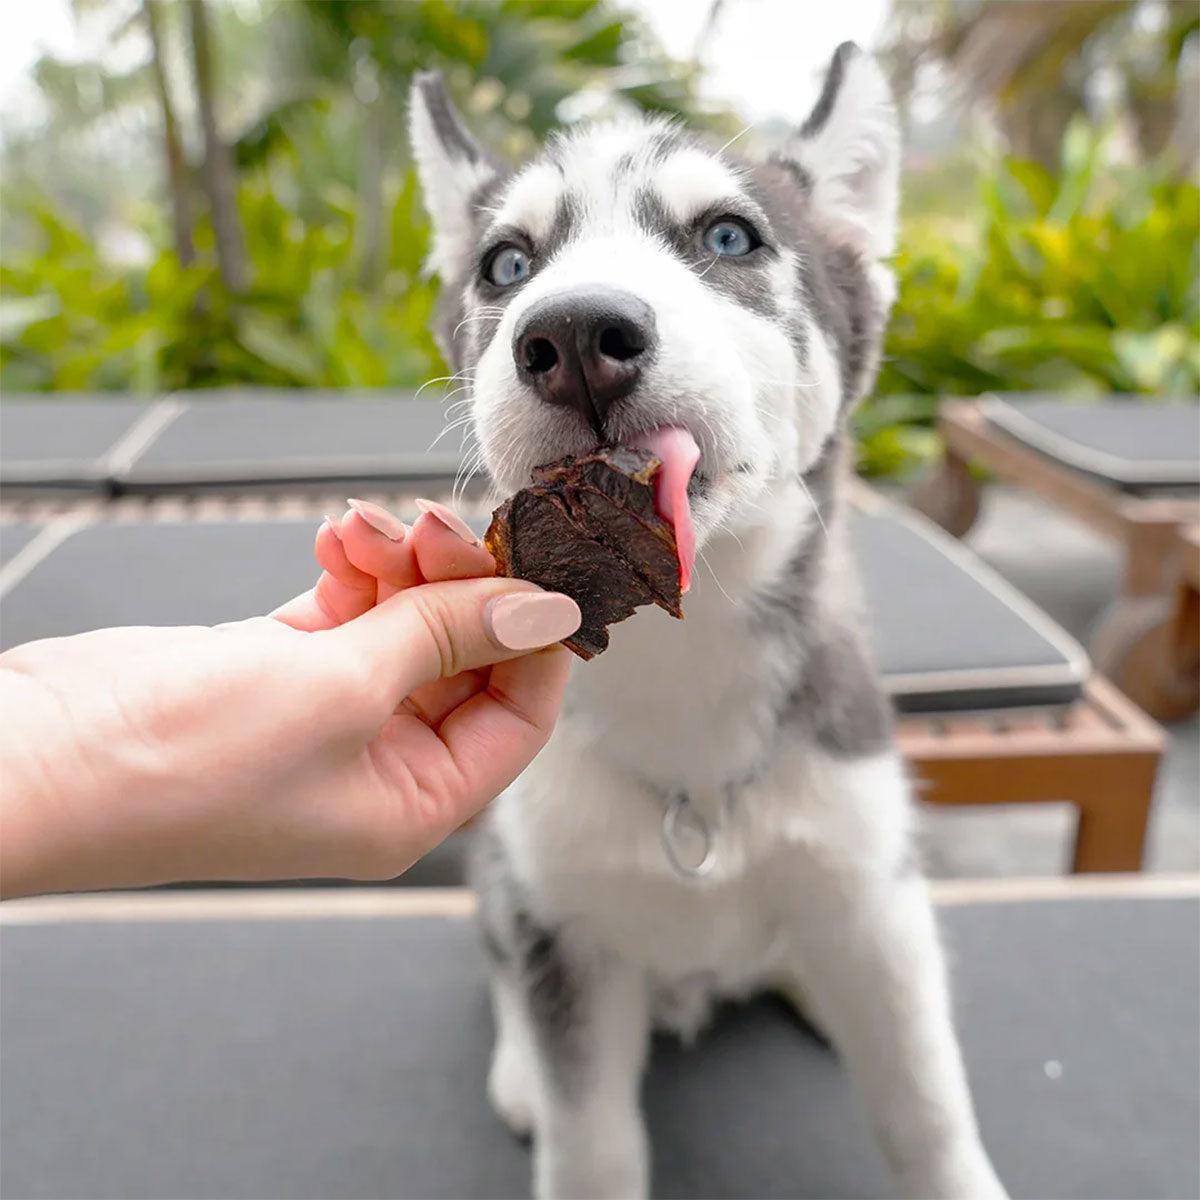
top-left (918, 485), bottom-right (1199, 879)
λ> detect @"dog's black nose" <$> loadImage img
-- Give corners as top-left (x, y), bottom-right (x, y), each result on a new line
top-left (513, 289), bottom-right (657, 430)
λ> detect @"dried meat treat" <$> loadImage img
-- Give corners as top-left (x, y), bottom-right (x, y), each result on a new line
top-left (485, 446), bottom-right (684, 659)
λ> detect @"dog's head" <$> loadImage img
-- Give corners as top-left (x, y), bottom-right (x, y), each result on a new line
top-left (410, 43), bottom-right (898, 571)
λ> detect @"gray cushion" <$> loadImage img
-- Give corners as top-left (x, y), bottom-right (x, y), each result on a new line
top-left (1, 895), bottom-right (1196, 1200)
top-left (984, 396), bottom-right (1200, 491)
top-left (852, 504), bottom-right (1088, 712)
top-left (0, 521), bottom-right (318, 651)
top-left (117, 392), bottom-right (475, 491)
top-left (0, 507), bottom-right (1088, 712)
top-left (0, 397), bottom-right (153, 491)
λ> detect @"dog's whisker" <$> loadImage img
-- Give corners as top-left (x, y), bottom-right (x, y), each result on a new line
top-left (716, 123), bottom-right (754, 157)
top-left (749, 376), bottom-right (820, 390)
top-left (699, 548), bottom-right (740, 608)
top-left (414, 375), bottom-right (464, 401)
top-left (796, 472), bottom-right (830, 541)
top-left (451, 314), bottom-right (504, 339)
top-left (712, 518), bottom-right (747, 554)
top-left (453, 446), bottom-right (487, 508)
top-left (428, 411), bottom-right (479, 453)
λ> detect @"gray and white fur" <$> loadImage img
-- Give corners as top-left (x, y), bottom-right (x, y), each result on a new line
top-left (410, 43), bottom-right (1006, 1200)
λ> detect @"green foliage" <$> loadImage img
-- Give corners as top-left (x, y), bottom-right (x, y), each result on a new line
top-left (1, 170), bottom-right (440, 391)
top-left (1, 0), bottom-right (705, 394)
top-left (858, 126), bottom-right (1199, 476)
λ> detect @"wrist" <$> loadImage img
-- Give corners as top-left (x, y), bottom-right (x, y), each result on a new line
top-left (0, 672), bottom-right (71, 898)
top-left (0, 667), bottom-right (148, 898)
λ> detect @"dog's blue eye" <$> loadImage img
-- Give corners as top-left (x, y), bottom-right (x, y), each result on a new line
top-left (703, 219), bottom-right (755, 257)
top-left (487, 245), bottom-right (530, 287)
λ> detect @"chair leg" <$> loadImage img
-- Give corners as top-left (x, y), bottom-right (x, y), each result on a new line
top-left (1070, 757), bottom-right (1158, 872)
top-left (1091, 593), bottom-right (1200, 722)
top-left (909, 452), bottom-right (982, 538)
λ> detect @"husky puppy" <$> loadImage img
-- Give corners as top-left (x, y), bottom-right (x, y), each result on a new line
top-left (409, 43), bottom-right (1007, 1200)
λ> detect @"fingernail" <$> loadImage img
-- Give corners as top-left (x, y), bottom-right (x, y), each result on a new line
top-left (415, 497), bottom-right (481, 546)
top-left (486, 592), bottom-right (581, 651)
top-left (347, 498), bottom-right (407, 542)
top-left (322, 514), bottom-right (343, 541)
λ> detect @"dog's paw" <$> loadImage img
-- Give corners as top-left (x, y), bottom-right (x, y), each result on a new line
top-left (487, 1042), bottom-right (534, 1138)
top-left (533, 1112), bottom-right (649, 1200)
top-left (534, 1151), bottom-right (648, 1200)
top-left (898, 1145), bottom-right (1008, 1200)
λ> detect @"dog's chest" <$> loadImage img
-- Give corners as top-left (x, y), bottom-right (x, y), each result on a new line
top-left (497, 525), bottom-right (814, 987)
top-left (563, 580), bottom-right (792, 791)
top-left (497, 735), bottom-right (814, 985)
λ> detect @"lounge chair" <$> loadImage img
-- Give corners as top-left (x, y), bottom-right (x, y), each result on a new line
top-left (912, 395), bottom-right (1200, 718)
top-left (0, 390), bottom-right (475, 496)
top-left (2, 876), bottom-right (1196, 1199)
top-left (0, 394), bottom-right (162, 494)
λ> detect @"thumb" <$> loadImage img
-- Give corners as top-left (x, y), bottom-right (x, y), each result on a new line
top-left (328, 575), bottom-right (581, 703)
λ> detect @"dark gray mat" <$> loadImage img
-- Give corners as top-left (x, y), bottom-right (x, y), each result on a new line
top-left (0, 522), bottom-right (40, 565)
top-left (0, 521), bottom-right (317, 651)
top-left (1, 896), bottom-right (1196, 1200)
top-left (118, 392), bottom-right (475, 491)
top-left (0, 397), bottom-right (152, 490)
top-left (853, 507), bottom-right (1087, 711)
top-left (0, 508), bottom-right (1088, 711)
top-left (984, 396), bottom-right (1200, 490)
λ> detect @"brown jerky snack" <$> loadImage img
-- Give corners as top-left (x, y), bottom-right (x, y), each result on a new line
top-left (485, 447), bottom-right (683, 659)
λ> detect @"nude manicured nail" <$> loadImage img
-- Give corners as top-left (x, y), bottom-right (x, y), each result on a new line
top-left (322, 515), bottom-right (343, 540)
top-left (486, 592), bottom-right (581, 651)
top-left (347, 498), bottom-right (407, 542)
top-left (415, 497), bottom-right (481, 546)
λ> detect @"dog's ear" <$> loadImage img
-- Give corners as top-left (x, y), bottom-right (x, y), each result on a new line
top-left (409, 71), bottom-right (497, 277)
top-left (785, 42), bottom-right (899, 259)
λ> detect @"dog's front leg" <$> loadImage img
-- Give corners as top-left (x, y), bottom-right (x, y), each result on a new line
top-left (779, 757), bottom-right (1007, 1200)
top-left (525, 947), bottom-right (652, 1200)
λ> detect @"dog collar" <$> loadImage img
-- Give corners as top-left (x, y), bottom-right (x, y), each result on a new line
top-left (661, 792), bottom-right (717, 879)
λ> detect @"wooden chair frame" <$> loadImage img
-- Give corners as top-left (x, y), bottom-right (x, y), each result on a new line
top-left (898, 675), bottom-right (1164, 873)
top-left (913, 400), bottom-right (1200, 719)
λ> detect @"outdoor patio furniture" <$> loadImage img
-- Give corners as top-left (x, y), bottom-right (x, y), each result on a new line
top-left (113, 390), bottom-right (475, 493)
top-left (1169, 523), bottom-right (1200, 697)
top-left (0, 391), bottom-right (474, 496)
top-left (911, 395), bottom-right (1200, 719)
top-left (0, 496), bottom-right (1163, 872)
top-left (0, 395), bottom-right (162, 494)
top-left (2, 876), bottom-right (1196, 1200)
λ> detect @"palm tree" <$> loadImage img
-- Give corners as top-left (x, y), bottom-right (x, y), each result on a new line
top-left (187, 0), bottom-right (246, 292)
top-left (143, 0), bottom-right (193, 266)
top-left (887, 0), bottom-right (1198, 172)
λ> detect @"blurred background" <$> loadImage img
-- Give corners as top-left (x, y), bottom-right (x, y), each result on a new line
top-left (1, 0), bottom-right (1196, 477)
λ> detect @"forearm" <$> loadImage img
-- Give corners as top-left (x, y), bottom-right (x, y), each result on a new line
top-left (0, 667), bottom-right (153, 899)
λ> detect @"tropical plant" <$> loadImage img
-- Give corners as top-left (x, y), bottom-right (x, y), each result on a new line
top-left (1, 170), bottom-right (439, 391)
top-left (1, 0), bottom-right (707, 393)
top-left (856, 124), bottom-right (1199, 476)
top-left (884, 0), bottom-right (1198, 173)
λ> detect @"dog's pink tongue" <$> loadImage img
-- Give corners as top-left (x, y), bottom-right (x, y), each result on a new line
top-left (630, 426), bottom-right (700, 594)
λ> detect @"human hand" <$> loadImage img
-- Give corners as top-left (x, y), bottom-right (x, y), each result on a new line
top-left (0, 500), bottom-right (579, 897)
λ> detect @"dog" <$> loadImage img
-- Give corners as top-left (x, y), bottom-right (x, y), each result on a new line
top-left (409, 42), bottom-right (1007, 1200)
